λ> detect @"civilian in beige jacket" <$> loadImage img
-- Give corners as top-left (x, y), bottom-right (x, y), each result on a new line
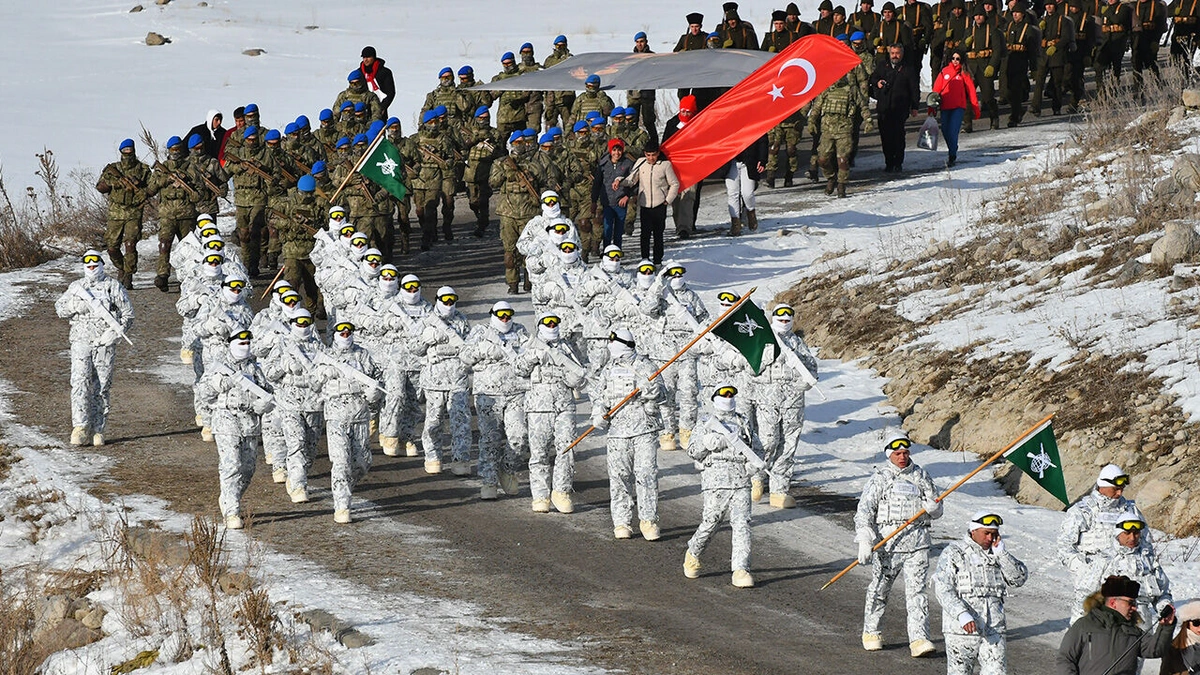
top-left (615, 139), bottom-right (680, 265)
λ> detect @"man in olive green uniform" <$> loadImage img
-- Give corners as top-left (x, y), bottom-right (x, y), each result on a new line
top-left (877, 3), bottom-right (916, 61)
top-left (1096, 0), bottom-right (1132, 87)
top-left (385, 119), bottom-right (417, 254)
top-left (344, 152), bottom-right (388, 253)
top-left (315, 109), bottom-right (340, 154)
top-left (291, 116), bottom-right (327, 167)
top-left (543, 36), bottom-right (576, 130)
top-left (462, 107), bottom-right (503, 238)
top-left (966, 5), bottom-right (1007, 129)
top-left (930, 0), bottom-right (954, 79)
top-left (423, 68), bottom-right (464, 123)
top-left (456, 66), bottom-right (495, 129)
top-left (264, 129), bottom-right (301, 271)
top-left (762, 12), bottom-right (804, 187)
top-left (718, 8), bottom-right (761, 48)
top-left (492, 52), bottom-right (530, 141)
top-left (226, 127), bottom-right (279, 278)
top-left (808, 76), bottom-right (861, 198)
top-left (567, 122), bottom-right (601, 257)
top-left (185, 133), bottom-right (228, 224)
top-left (1031, 0), bottom-right (1076, 116)
top-left (675, 12), bottom-right (708, 102)
top-left (1003, 2), bottom-right (1041, 126)
top-left (95, 139), bottom-right (151, 289)
top-left (518, 43), bottom-right (545, 131)
top-left (432, 106), bottom-right (464, 240)
top-left (851, 0), bottom-right (883, 35)
top-left (490, 132), bottom-right (544, 294)
top-left (411, 110), bottom-right (456, 251)
top-left (572, 74), bottom-right (616, 123)
top-left (1169, 0), bottom-right (1200, 72)
top-left (627, 33), bottom-right (658, 142)
top-left (280, 175), bottom-right (324, 314)
top-left (903, 0), bottom-right (936, 67)
top-left (333, 69), bottom-right (383, 123)
top-left (147, 136), bottom-right (200, 291)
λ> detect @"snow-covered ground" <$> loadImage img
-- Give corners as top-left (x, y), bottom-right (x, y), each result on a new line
top-left (4, 1), bottom-right (1200, 673)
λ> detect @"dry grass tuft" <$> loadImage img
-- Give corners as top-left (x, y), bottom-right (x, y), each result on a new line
top-left (0, 150), bottom-right (107, 271)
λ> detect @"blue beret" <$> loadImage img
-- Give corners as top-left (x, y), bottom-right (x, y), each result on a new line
top-left (590, 117), bottom-right (606, 127)
top-left (521, 128), bottom-right (536, 138)
top-left (243, 126), bottom-right (258, 139)
top-left (585, 111), bottom-right (603, 122)
top-left (635, 31), bottom-right (647, 40)
top-left (319, 108), bottom-right (334, 121)
top-left (283, 123), bottom-right (298, 135)
top-left (572, 121), bottom-right (588, 132)
top-left (187, 133), bottom-right (203, 149)
top-left (295, 114), bottom-right (310, 128)
top-left (421, 109), bottom-right (437, 124)
top-left (439, 66), bottom-right (453, 78)
top-left (458, 65), bottom-right (474, 76)
top-left (836, 33), bottom-right (850, 42)
top-left (508, 130), bottom-right (524, 143)
top-left (335, 136), bottom-right (351, 148)
top-left (367, 120), bottom-right (384, 138)
top-left (521, 42), bottom-right (533, 51)
top-left (340, 101), bottom-right (354, 111)
top-left (353, 102), bottom-right (365, 113)
top-left (312, 160), bottom-right (327, 174)
top-left (708, 32), bottom-right (721, 39)
top-left (433, 104), bottom-right (447, 117)
top-left (612, 107), bottom-right (625, 117)
top-left (850, 30), bottom-right (866, 41)
top-left (264, 128), bottom-right (282, 142)
top-left (386, 116), bottom-right (401, 127)
top-left (548, 126), bottom-right (563, 136)
top-left (244, 103), bottom-right (259, 114)
top-left (538, 132), bottom-right (554, 144)
top-left (585, 74), bottom-right (601, 86)
top-left (297, 174), bottom-right (316, 193)
top-left (353, 133), bottom-right (368, 145)
top-left (348, 69), bottom-right (363, 81)
top-left (474, 105), bottom-right (490, 117)
top-left (554, 34), bottom-right (568, 44)
top-left (166, 135), bottom-right (182, 148)
top-left (119, 138), bottom-right (135, 151)
top-left (501, 51), bottom-right (515, 61)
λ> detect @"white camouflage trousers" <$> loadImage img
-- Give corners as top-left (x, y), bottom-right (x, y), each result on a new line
top-left (213, 427), bottom-right (257, 519)
top-left (687, 485), bottom-right (752, 572)
top-left (262, 408), bottom-right (285, 469)
top-left (475, 393), bottom-right (525, 488)
top-left (527, 410), bottom-right (576, 500)
top-left (607, 433), bottom-right (659, 527)
top-left (725, 161), bottom-right (756, 219)
top-left (326, 397), bottom-right (371, 512)
top-left (191, 342), bottom-right (209, 425)
top-left (422, 389), bottom-right (471, 463)
top-left (658, 356), bottom-right (698, 435)
top-left (380, 369), bottom-right (420, 442)
top-left (945, 631), bottom-right (1007, 675)
top-left (69, 340), bottom-right (116, 433)
top-left (281, 408), bottom-right (323, 491)
top-left (753, 403), bottom-right (804, 494)
top-left (863, 547), bottom-right (931, 642)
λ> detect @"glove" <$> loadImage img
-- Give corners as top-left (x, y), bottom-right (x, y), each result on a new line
top-left (287, 357), bottom-right (306, 375)
top-left (592, 415), bottom-right (609, 431)
top-left (964, 35), bottom-right (974, 47)
top-left (946, 28), bottom-right (954, 38)
top-left (100, 328), bottom-right (119, 345)
top-left (984, 65), bottom-right (995, 78)
top-left (723, 38), bottom-right (734, 47)
top-left (421, 326), bottom-right (443, 345)
top-left (366, 388), bottom-right (383, 405)
top-left (857, 540), bottom-right (875, 566)
top-left (924, 497), bottom-right (944, 519)
top-left (180, 348), bottom-right (194, 364)
top-left (1039, 19), bottom-right (1047, 29)
top-left (991, 539), bottom-right (1006, 555)
top-left (874, 37), bottom-right (883, 46)
top-left (252, 398), bottom-right (275, 416)
top-left (1046, 45), bottom-right (1057, 56)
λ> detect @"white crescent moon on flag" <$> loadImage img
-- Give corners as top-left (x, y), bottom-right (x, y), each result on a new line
top-left (777, 58), bottom-right (818, 95)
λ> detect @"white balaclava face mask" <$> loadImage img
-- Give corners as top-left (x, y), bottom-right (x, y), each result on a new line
top-left (771, 307), bottom-right (795, 335)
top-left (400, 275), bottom-right (421, 305)
top-left (229, 339), bottom-right (251, 361)
top-left (222, 285), bottom-right (243, 305)
top-left (713, 395), bottom-right (737, 413)
top-left (333, 332), bottom-right (354, 349)
top-left (491, 315), bottom-right (512, 333)
top-left (350, 240), bottom-right (368, 257)
top-left (291, 323), bottom-right (313, 339)
top-left (601, 256), bottom-right (621, 273)
top-left (637, 271), bottom-right (654, 290)
top-left (436, 300), bottom-right (455, 317)
top-left (202, 261), bottom-right (223, 278)
top-left (547, 224), bottom-right (569, 246)
top-left (538, 324), bottom-right (560, 341)
top-left (83, 262), bottom-right (105, 281)
top-left (669, 276), bottom-right (685, 291)
top-left (541, 193), bottom-right (562, 219)
top-left (559, 247), bottom-right (580, 265)
top-left (360, 259), bottom-right (381, 279)
top-left (608, 339), bottom-right (632, 359)
top-left (379, 276), bottom-right (398, 296)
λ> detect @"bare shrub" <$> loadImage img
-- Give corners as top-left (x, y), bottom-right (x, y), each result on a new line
top-left (0, 150), bottom-right (108, 271)
top-left (0, 571), bottom-right (39, 675)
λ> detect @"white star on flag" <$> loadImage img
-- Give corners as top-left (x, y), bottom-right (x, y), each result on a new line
top-left (768, 84), bottom-right (784, 101)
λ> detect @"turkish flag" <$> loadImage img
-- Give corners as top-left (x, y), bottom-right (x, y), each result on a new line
top-left (662, 35), bottom-right (863, 190)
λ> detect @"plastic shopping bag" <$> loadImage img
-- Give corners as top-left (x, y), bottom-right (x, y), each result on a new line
top-left (917, 115), bottom-right (940, 151)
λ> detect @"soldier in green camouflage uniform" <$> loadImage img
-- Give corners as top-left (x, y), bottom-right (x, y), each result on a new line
top-left (423, 68), bottom-right (465, 123)
top-left (226, 127), bottom-right (280, 278)
top-left (518, 43), bottom-right (545, 131)
top-left (343, 139), bottom-right (389, 254)
top-left (315, 109), bottom-right (340, 155)
top-left (763, 12), bottom-right (804, 187)
top-left (147, 136), bottom-right (201, 291)
top-left (456, 66), bottom-right (495, 127)
top-left (384, 119), bottom-right (416, 254)
top-left (280, 176), bottom-right (325, 314)
top-left (264, 130), bottom-right (301, 271)
top-left (432, 106), bottom-right (465, 240)
top-left (410, 111), bottom-right (455, 251)
top-left (335, 103), bottom-right (360, 142)
top-left (571, 75), bottom-right (616, 123)
top-left (333, 69), bottom-right (383, 122)
top-left (290, 115), bottom-right (327, 167)
top-left (489, 132), bottom-right (545, 293)
top-left (462, 107), bottom-right (503, 237)
top-left (848, 34), bottom-right (876, 165)
top-left (185, 133), bottom-right (228, 222)
top-left (808, 77), bottom-right (861, 198)
top-left (543, 36), bottom-right (575, 130)
top-left (491, 52), bottom-right (530, 141)
top-left (567, 123), bottom-right (601, 258)
top-left (95, 139), bottom-right (151, 289)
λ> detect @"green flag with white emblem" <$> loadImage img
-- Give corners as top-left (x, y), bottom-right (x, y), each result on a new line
top-left (710, 298), bottom-right (779, 375)
top-left (357, 138), bottom-right (408, 201)
top-left (1003, 417), bottom-right (1069, 506)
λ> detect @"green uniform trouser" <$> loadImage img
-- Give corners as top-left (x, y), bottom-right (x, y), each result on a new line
top-left (157, 216), bottom-right (195, 277)
top-left (235, 204), bottom-right (267, 274)
top-left (467, 179), bottom-right (491, 229)
top-left (262, 210), bottom-right (282, 268)
top-left (284, 257), bottom-right (322, 314)
top-left (767, 123), bottom-right (803, 175)
top-left (105, 215), bottom-right (143, 276)
top-left (1030, 63), bottom-right (1067, 114)
top-left (498, 122), bottom-right (523, 141)
top-left (500, 216), bottom-right (526, 285)
top-left (570, 189), bottom-right (598, 255)
top-left (393, 196), bottom-right (412, 254)
top-left (968, 61), bottom-right (999, 125)
top-left (356, 214), bottom-right (387, 253)
top-left (544, 101), bottom-right (573, 130)
top-left (440, 176), bottom-right (456, 237)
top-left (413, 188), bottom-right (441, 249)
top-left (818, 133), bottom-right (853, 183)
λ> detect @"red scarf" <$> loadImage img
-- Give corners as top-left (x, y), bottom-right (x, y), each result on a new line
top-left (360, 59), bottom-right (381, 93)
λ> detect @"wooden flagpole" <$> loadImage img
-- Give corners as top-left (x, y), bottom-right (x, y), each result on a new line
top-left (329, 130), bottom-right (385, 204)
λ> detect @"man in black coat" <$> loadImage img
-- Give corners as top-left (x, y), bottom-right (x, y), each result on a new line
top-left (869, 44), bottom-right (920, 172)
top-left (184, 109), bottom-right (225, 159)
top-left (359, 46), bottom-right (397, 116)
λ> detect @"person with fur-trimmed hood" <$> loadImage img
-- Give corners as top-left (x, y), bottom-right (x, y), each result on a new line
top-left (1056, 575), bottom-right (1175, 675)
top-left (1158, 599), bottom-right (1200, 675)
top-left (856, 430), bottom-right (943, 658)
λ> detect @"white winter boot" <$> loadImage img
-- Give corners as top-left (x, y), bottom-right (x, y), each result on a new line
top-left (70, 427), bottom-right (88, 446)
top-left (380, 436), bottom-right (400, 456)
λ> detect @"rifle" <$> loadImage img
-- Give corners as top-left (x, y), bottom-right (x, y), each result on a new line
top-left (418, 143), bottom-right (451, 170)
top-left (356, 175), bottom-right (378, 204)
top-left (208, 362), bottom-right (275, 408)
top-left (153, 161), bottom-right (201, 201)
top-left (72, 286), bottom-right (133, 346)
top-left (314, 350), bottom-right (388, 395)
top-left (558, 271), bottom-right (605, 337)
top-left (702, 416), bottom-right (767, 470)
top-left (775, 337), bottom-right (825, 399)
top-left (504, 155), bottom-right (542, 201)
top-left (196, 169), bottom-right (226, 199)
top-left (544, 340), bottom-right (587, 382)
top-left (268, 208), bottom-right (319, 234)
top-left (226, 153), bottom-right (276, 184)
top-left (430, 313), bottom-right (468, 347)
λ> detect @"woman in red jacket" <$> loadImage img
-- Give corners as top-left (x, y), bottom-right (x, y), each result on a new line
top-left (931, 49), bottom-right (981, 168)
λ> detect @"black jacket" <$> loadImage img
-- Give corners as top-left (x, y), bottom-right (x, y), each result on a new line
top-left (360, 58), bottom-right (397, 115)
top-left (1056, 605), bottom-right (1174, 675)
top-left (869, 58), bottom-right (921, 116)
top-left (185, 110), bottom-right (226, 159)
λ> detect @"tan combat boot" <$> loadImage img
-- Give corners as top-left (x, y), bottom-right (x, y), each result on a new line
top-left (825, 177), bottom-right (837, 195)
top-left (683, 551), bottom-right (702, 578)
top-left (769, 492), bottom-right (797, 509)
top-left (659, 432), bottom-right (677, 451)
top-left (550, 490), bottom-right (574, 513)
top-left (70, 426), bottom-right (88, 446)
top-left (731, 570), bottom-right (755, 588)
top-left (751, 478), bottom-right (765, 503)
top-left (639, 520), bottom-right (661, 541)
top-left (678, 428), bottom-right (692, 449)
top-left (380, 436), bottom-right (401, 456)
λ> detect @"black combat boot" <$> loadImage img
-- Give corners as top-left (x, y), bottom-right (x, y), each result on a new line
top-left (836, 182), bottom-right (847, 198)
top-left (825, 177), bottom-right (836, 195)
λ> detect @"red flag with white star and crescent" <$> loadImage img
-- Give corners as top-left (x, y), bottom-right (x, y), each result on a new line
top-left (661, 35), bottom-right (863, 191)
